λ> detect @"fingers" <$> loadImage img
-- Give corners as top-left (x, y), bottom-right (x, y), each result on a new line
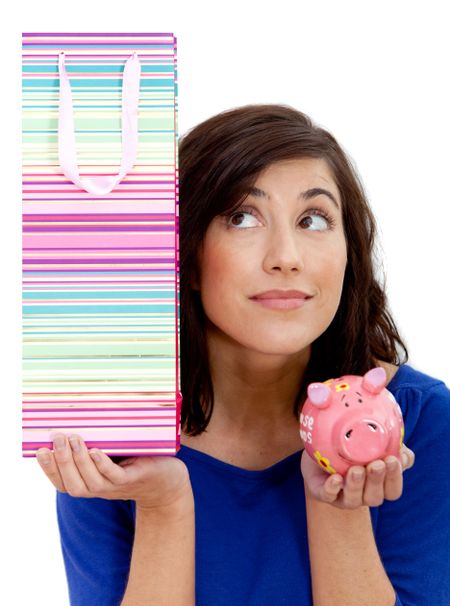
top-left (87, 449), bottom-right (127, 485)
top-left (36, 448), bottom-right (66, 492)
top-left (50, 434), bottom-right (91, 496)
top-left (342, 466), bottom-right (366, 508)
top-left (383, 456), bottom-right (403, 500)
top-left (364, 461), bottom-right (387, 506)
top-left (315, 444), bottom-right (416, 509)
top-left (36, 433), bottom-right (121, 498)
top-left (400, 445), bottom-right (415, 471)
top-left (344, 459), bottom-right (402, 507)
top-left (67, 436), bottom-right (118, 493)
top-left (318, 474), bottom-right (344, 503)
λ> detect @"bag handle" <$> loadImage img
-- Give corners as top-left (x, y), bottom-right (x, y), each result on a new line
top-left (58, 51), bottom-right (141, 196)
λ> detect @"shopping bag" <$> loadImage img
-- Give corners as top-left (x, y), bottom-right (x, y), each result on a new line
top-left (22, 32), bottom-right (181, 457)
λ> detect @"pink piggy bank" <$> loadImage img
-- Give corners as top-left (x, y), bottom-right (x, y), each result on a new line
top-left (299, 367), bottom-right (404, 477)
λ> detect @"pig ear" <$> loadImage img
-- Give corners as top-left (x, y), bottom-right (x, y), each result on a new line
top-left (362, 366), bottom-right (387, 394)
top-left (307, 383), bottom-right (332, 408)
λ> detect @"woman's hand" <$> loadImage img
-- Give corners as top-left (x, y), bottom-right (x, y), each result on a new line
top-left (36, 433), bottom-right (193, 512)
top-left (300, 444), bottom-right (415, 509)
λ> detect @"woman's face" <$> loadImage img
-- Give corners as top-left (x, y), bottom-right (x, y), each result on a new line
top-left (194, 157), bottom-right (348, 356)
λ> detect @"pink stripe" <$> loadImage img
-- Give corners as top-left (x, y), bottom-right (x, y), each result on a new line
top-left (23, 406), bottom-right (176, 411)
top-left (23, 267), bottom-right (173, 271)
top-left (23, 215), bottom-right (174, 221)
top-left (23, 251), bottom-right (170, 255)
top-left (23, 41), bottom-right (173, 45)
top-left (24, 450), bottom-right (177, 458)
top-left (23, 440), bottom-right (177, 449)
top-left (23, 169), bottom-right (176, 174)
top-left (23, 414), bottom-right (175, 420)
top-left (23, 233), bottom-right (174, 248)
top-left (23, 267), bottom-right (168, 272)
top-left (22, 54), bottom-right (174, 59)
top-left (23, 441), bottom-right (176, 448)
top-left (24, 421), bottom-right (175, 428)
top-left (23, 188), bottom-right (176, 194)
top-left (23, 298), bottom-right (171, 303)
top-left (22, 33), bottom-right (173, 36)
top-left (23, 202), bottom-right (174, 214)
top-left (23, 428), bottom-right (176, 441)
top-left (23, 197), bottom-right (174, 203)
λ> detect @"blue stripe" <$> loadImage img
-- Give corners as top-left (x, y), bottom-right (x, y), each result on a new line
top-left (23, 65), bottom-right (174, 73)
top-left (23, 304), bottom-right (175, 314)
top-left (23, 291), bottom-right (174, 300)
top-left (22, 78), bottom-right (174, 87)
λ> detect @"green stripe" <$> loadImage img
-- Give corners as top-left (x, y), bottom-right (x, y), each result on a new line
top-left (23, 341), bottom-right (176, 357)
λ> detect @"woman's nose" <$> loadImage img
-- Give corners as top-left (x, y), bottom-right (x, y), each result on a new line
top-left (262, 226), bottom-right (305, 273)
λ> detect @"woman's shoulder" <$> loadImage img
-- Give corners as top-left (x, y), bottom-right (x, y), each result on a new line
top-left (380, 361), bottom-right (450, 446)
top-left (384, 361), bottom-right (449, 400)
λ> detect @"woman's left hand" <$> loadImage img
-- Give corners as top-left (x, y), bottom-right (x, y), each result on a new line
top-left (300, 444), bottom-right (415, 509)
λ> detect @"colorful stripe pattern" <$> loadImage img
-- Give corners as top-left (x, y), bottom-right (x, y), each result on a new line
top-left (22, 33), bottom-right (181, 457)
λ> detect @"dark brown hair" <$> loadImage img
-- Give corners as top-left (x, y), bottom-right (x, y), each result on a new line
top-left (179, 103), bottom-right (408, 436)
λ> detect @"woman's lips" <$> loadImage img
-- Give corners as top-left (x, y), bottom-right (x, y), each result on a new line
top-left (250, 297), bottom-right (310, 310)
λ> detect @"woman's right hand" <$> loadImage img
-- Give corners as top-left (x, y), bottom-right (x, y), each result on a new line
top-left (36, 433), bottom-right (193, 513)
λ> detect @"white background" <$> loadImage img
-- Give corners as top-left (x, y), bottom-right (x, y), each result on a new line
top-left (2, 1), bottom-right (449, 603)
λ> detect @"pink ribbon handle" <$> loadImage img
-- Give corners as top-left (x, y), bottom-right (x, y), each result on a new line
top-left (58, 51), bottom-right (141, 196)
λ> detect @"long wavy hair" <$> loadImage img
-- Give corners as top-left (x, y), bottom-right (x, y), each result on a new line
top-left (179, 103), bottom-right (408, 436)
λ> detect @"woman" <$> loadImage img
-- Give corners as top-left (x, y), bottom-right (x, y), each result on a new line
top-left (37, 104), bottom-right (450, 605)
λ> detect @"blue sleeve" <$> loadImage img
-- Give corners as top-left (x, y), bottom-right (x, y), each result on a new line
top-left (56, 491), bottom-right (135, 606)
top-left (375, 383), bottom-right (450, 606)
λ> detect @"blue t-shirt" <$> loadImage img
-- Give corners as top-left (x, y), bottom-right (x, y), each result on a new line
top-left (56, 363), bottom-right (450, 605)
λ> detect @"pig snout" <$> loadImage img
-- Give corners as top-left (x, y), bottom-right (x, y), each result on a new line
top-left (337, 418), bottom-right (389, 464)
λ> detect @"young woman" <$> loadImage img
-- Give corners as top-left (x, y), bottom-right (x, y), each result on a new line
top-left (36, 104), bottom-right (450, 606)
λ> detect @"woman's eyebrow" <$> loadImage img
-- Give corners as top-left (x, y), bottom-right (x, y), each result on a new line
top-left (248, 186), bottom-right (340, 210)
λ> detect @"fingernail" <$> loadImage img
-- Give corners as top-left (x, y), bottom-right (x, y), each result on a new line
top-left (401, 453), bottom-right (408, 467)
top-left (37, 452), bottom-right (50, 465)
top-left (386, 458), bottom-right (397, 470)
top-left (89, 450), bottom-right (101, 462)
top-left (352, 470), bottom-right (364, 481)
top-left (69, 436), bottom-right (81, 452)
top-left (53, 435), bottom-right (66, 450)
top-left (371, 462), bottom-right (384, 474)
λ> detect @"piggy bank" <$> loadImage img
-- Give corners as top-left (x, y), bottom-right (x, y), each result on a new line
top-left (299, 367), bottom-right (404, 477)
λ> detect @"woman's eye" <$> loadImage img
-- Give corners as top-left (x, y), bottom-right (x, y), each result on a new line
top-left (227, 210), bottom-right (259, 228)
top-left (225, 208), bottom-right (334, 231)
top-left (298, 213), bottom-right (331, 231)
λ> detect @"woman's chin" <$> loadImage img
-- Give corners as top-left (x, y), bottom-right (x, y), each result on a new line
top-left (236, 335), bottom-right (313, 357)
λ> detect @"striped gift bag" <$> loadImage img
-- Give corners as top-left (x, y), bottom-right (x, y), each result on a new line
top-left (22, 32), bottom-right (181, 457)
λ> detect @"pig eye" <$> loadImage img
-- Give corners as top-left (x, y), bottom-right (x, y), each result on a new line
top-left (345, 429), bottom-right (353, 439)
top-left (344, 403), bottom-right (349, 407)
top-left (358, 399), bottom-right (363, 403)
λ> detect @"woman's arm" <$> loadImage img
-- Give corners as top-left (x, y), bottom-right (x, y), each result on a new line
top-left (300, 441), bottom-right (411, 605)
top-left (303, 380), bottom-right (450, 606)
top-left (304, 490), bottom-right (396, 606)
top-left (39, 435), bottom-right (196, 605)
top-left (121, 494), bottom-right (195, 606)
